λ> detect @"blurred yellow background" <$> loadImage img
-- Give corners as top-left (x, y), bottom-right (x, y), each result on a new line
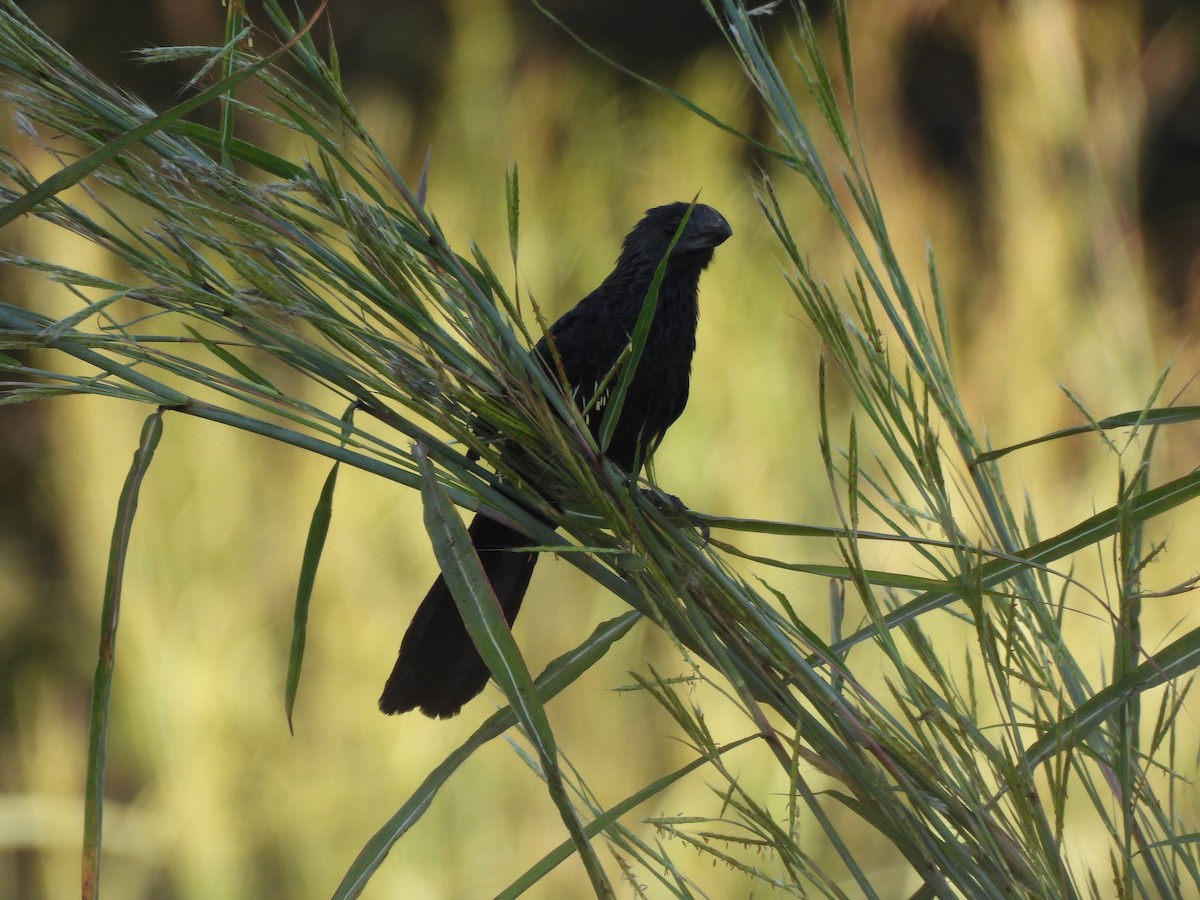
top-left (3, 0), bottom-right (1200, 896)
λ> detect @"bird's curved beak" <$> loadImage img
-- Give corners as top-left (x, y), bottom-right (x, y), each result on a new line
top-left (678, 205), bottom-right (733, 251)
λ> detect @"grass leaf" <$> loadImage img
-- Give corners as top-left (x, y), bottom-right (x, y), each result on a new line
top-left (83, 409), bottom-right (163, 900)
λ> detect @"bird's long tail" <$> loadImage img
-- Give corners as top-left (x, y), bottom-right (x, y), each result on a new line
top-left (379, 513), bottom-right (538, 718)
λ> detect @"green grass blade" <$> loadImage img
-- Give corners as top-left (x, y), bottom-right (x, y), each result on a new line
top-left (0, 10), bottom-right (319, 229)
top-left (973, 406), bottom-right (1200, 464)
top-left (1024, 626), bottom-right (1200, 769)
top-left (832, 467), bottom-right (1200, 657)
top-left (182, 326), bottom-right (278, 393)
top-left (506, 162), bottom-right (520, 267)
top-left (417, 447), bottom-right (548, 724)
top-left (286, 405), bottom-right (355, 731)
top-left (415, 445), bottom-right (613, 896)
top-left (166, 120), bottom-right (307, 179)
top-left (82, 409), bottom-right (163, 900)
top-left (284, 457), bottom-right (336, 732)
top-left (332, 611), bottom-right (640, 899)
top-left (498, 734), bottom-right (759, 899)
top-left (218, 3), bottom-right (245, 169)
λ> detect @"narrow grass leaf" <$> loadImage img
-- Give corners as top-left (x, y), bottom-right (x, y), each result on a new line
top-left (1024, 625), bottom-right (1200, 769)
top-left (832, 467), bottom-right (1200, 656)
top-left (506, 162), bottom-right (520, 265)
top-left (332, 611), bottom-right (639, 899)
top-left (415, 445), bottom-right (612, 896)
top-left (284, 406), bottom-right (355, 732)
top-left (83, 409), bottom-right (162, 900)
top-left (0, 2), bottom-right (328, 229)
top-left (183, 326), bottom-right (278, 392)
top-left (973, 406), bottom-right (1200, 465)
top-left (166, 121), bottom-right (310, 178)
top-left (218, 4), bottom-right (247, 169)
top-left (417, 446), bottom-right (546, 726)
top-left (498, 735), bottom-right (759, 899)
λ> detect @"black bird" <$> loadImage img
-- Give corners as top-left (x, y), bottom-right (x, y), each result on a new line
top-left (380, 202), bottom-right (732, 718)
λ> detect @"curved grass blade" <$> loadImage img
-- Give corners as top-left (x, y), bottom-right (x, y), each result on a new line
top-left (83, 409), bottom-right (163, 900)
top-left (830, 467), bottom-right (1200, 658)
top-left (332, 611), bottom-right (640, 899)
top-left (416, 445), bottom-right (612, 897)
top-left (417, 446), bottom-right (548, 723)
top-left (284, 460), bottom-right (336, 733)
top-left (497, 734), bottom-right (759, 899)
top-left (973, 406), bottom-right (1200, 465)
top-left (218, 2), bottom-right (246, 169)
top-left (285, 404), bottom-right (355, 733)
top-left (166, 121), bottom-right (307, 180)
top-left (529, 0), bottom-right (790, 166)
top-left (0, 0), bottom-right (329, 229)
top-left (182, 325), bottom-right (278, 393)
top-left (1024, 625), bottom-right (1200, 769)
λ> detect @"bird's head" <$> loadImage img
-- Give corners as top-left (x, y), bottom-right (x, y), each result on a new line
top-left (621, 201), bottom-right (732, 272)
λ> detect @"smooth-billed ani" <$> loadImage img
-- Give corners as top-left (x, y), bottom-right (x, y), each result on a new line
top-left (379, 201), bottom-right (732, 718)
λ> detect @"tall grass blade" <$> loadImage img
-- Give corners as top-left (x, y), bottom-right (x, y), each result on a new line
top-left (82, 410), bottom-right (163, 900)
top-left (285, 405), bottom-right (356, 732)
top-left (416, 446), bottom-right (613, 896)
top-left (332, 611), bottom-right (640, 898)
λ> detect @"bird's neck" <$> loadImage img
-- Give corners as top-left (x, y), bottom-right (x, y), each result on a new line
top-left (603, 259), bottom-right (704, 326)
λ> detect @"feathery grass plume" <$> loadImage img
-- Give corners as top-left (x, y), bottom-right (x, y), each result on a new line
top-left (2, 0), bottom-right (1200, 896)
